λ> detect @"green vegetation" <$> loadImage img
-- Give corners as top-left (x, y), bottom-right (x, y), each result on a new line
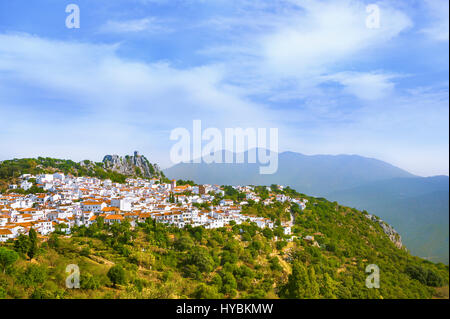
top-left (107, 265), bottom-right (126, 287)
top-left (177, 180), bottom-right (196, 186)
top-left (6, 186), bottom-right (45, 195)
top-left (0, 157), bottom-right (129, 187)
top-left (221, 186), bottom-right (246, 201)
top-left (0, 191), bottom-right (448, 299)
top-left (0, 248), bottom-right (19, 274)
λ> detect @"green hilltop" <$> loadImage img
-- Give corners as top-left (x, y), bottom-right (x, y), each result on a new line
top-left (0, 155), bottom-right (166, 190)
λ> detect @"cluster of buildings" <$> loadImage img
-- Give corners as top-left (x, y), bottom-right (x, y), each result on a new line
top-left (0, 173), bottom-right (307, 242)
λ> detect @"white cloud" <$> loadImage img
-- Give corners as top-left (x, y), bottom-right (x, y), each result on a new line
top-left (99, 17), bottom-right (170, 33)
top-left (259, 1), bottom-right (412, 76)
top-left (420, 0), bottom-right (449, 42)
top-left (0, 33), bottom-right (275, 167)
top-left (322, 71), bottom-right (398, 100)
top-left (199, 0), bottom-right (412, 102)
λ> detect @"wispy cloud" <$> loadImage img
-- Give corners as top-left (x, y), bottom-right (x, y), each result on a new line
top-left (197, 0), bottom-right (412, 103)
top-left (260, 1), bottom-right (412, 76)
top-left (322, 72), bottom-right (399, 101)
top-left (99, 17), bottom-right (171, 33)
top-left (0, 33), bottom-right (274, 167)
top-left (420, 0), bottom-right (449, 42)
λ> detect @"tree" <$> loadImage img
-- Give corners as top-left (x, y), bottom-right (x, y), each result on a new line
top-left (405, 265), bottom-right (429, 285)
top-left (426, 269), bottom-right (445, 287)
top-left (192, 283), bottom-right (221, 299)
top-left (321, 273), bottom-right (339, 299)
top-left (28, 228), bottom-right (38, 260)
top-left (14, 234), bottom-right (31, 255)
top-left (47, 233), bottom-right (61, 249)
top-left (21, 264), bottom-right (47, 287)
top-left (80, 273), bottom-right (101, 290)
top-left (188, 247), bottom-right (215, 274)
top-left (0, 247), bottom-right (19, 273)
top-left (174, 235), bottom-right (194, 251)
top-left (269, 257), bottom-right (283, 272)
top-left (307, 267), bottom-right (320, 298)
top-left (220, 271), bottom-right (237, 298)
top-left (275, 240), bottom-right (287, 251)
top-left (210, 273), bottom-right (223, 290)
top-left (262, 227), bottom-right (273, 239)
top-left (285, 262), bottom-right (310, 298)
top-left (107, 265), bottom-right (126, 287)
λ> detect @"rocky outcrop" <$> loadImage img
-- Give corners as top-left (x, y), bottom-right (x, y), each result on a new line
top-left (102, 151), bottom-right (161, 178)
top-left (365, 214), bottom-right (404, 249)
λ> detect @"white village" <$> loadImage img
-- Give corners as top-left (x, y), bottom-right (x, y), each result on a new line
top-left (0, 173), bottom-right (308, 243)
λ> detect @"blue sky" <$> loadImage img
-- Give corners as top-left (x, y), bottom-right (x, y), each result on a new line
top-left (0, 0), bottom-right (448, 176)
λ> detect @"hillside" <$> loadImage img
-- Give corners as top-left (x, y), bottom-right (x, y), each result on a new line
top-left (328, 176), bottom-right (449, 263)
top-left (0, 151), bottom-right (163, 189)
top-left (163, 150), bottom-right (449, 264)
top-left (0, 188), bottom-right (448, 299)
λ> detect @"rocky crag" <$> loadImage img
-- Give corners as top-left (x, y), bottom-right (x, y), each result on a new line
top-left (102, 151), bottom-right (161, 179)
top-left (365, 213), bottom-right (404, 249)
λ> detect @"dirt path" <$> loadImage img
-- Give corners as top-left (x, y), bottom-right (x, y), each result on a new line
top-left (89, 254), bottom-right (114, 266)
top-left (289, 209), bottom-right (295, 227)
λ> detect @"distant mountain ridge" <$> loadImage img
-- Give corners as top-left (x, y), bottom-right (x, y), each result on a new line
top-left (163, 149), bottom-right (449, 263)
top-left (164, 150), bottom-right (416, 195)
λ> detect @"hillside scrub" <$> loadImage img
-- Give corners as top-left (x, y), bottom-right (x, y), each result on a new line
top-left (0, 194), bottom-right (448, 299)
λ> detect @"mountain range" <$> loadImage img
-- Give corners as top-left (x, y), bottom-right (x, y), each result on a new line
top-left (164, 150), bottom-right (449, 263)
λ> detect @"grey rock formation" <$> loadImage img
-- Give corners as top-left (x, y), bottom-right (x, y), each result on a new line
top-left (365, 214), bottom-right (404, 249)
top-left (102, 151), bottom-right (161, 178)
